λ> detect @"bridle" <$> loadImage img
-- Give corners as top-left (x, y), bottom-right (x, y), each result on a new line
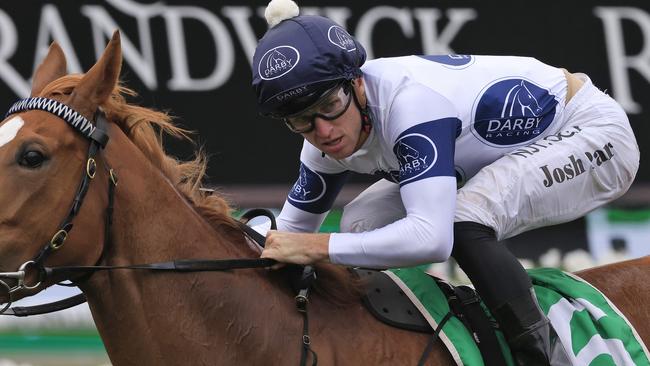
top-left (0, 98), bottom-right (318, 365)
top-left (0, 98), bottom-right (280, 313)
top-left (0, 97), bottom-right (115, 313)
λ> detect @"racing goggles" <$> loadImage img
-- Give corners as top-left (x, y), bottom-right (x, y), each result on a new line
top-left (283, 82), bottom-right (353, 134)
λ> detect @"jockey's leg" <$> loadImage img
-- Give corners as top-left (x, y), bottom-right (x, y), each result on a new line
top-left (452, 222), bottom-right (530, 312)
top-left (452, 222), bottom-right (569, 366)
top-left (454, 75), bottom-right (638, 366)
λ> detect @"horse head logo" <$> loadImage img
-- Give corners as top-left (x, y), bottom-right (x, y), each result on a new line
top-left (502, 80), bottom-right (543, 118)
top-left (335, 28), bottom-right (354, 49)
top-left (298, 166), bottom-right (308, 187)
top-left (397, 141), bottom-right (420, 161)
top-left (258, 46), bottom-right (299, 80)
top-left (473, 78), bottom-right (560, 146)
top-left (328, 26), bottom-right (356, 51)
top-left (266, 50), bottom-right (290, 69)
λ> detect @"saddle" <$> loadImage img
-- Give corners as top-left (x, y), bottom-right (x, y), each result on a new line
top-left (354, 268), bottom-right (432, 332)
top-left (354, 268), bottom-right (507, 365)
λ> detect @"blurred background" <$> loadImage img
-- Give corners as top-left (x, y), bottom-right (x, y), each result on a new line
top-left (0, 0), bottom-right (649, 364)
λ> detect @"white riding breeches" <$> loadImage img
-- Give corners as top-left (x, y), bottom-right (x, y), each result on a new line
top-left (341, 76), bottom-right (640, 241)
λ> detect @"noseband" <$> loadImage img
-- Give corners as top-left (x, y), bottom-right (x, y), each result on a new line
top-left (0, 97), bottom-right (116, 313)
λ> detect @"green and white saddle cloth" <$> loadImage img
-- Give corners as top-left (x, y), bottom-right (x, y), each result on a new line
top-left (387, 267), bottom-right (650, 366)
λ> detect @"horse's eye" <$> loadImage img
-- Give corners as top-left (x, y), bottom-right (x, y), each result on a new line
top-left (18, 150), bottom-right (46, 168)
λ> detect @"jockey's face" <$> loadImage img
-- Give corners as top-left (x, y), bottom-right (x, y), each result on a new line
top-left (301, 78), bottom-right (369, 160)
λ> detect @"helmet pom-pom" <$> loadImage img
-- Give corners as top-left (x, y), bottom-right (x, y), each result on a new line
top-left (265, 0), bottom-right (299, 28)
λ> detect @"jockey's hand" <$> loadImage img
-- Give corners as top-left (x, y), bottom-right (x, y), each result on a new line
top-left (261, 231), bottom-right (330, 269)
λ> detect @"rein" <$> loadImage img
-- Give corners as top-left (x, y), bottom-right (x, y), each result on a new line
top-left (0, 99), bottom-right (318, 365)
top-left (0, 253), bottom-right (276, 317)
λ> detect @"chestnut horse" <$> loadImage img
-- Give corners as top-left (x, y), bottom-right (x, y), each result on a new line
top-left (0, 31), bottom-right (648, 366)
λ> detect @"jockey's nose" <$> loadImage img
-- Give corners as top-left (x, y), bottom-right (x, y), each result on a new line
top-left (313, 117), bottom-right (333, 137)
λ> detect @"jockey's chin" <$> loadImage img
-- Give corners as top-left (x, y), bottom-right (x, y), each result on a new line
top-left (315, 133), bottom-right (357, 159)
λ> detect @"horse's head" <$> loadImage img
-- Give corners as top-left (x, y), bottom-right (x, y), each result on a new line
top-left (0, 31), bottom-right (122, 306)
top-left (517, 81), bottom-right (543, 116)
top-left (267, 50), bottom-right (289, 68)
top-left (397, 141), bottom-right (419, 160)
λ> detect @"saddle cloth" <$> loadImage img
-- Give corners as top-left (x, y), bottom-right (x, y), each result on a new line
top-left (373, 267), bottom-right (650, 366)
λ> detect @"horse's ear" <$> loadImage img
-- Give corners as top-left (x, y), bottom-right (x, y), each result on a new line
top-left (68, 30), bottom-right (122, 119)
top-left (31, 42), bottom-right (67, 97)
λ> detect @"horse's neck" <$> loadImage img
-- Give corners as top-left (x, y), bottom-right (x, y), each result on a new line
top-left (113, 177), bottom-right (238, 260)
top-left (106, 138), bottom-right (244, 262)
top-left (81, 145), bottom-right (290, 365)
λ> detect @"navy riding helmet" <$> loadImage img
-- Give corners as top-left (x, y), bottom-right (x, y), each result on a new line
top-left (252, 15), bottom-right (367, 118)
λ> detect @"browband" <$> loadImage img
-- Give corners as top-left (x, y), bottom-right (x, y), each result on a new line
top-left (5, 97), bottom-right (108, 147)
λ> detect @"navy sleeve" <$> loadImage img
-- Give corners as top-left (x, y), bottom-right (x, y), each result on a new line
top-left (287, 163), bottom-right (350, 214)
top-left (393, 118), bottom-right (459, 186)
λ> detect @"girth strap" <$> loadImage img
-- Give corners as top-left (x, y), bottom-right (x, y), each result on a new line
top-left (440, 283), bottom-right (508, 366)
top-left (417, 312), bottom-right (454, 366)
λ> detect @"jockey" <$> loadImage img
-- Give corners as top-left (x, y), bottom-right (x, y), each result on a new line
top-left (251, 0), bottom-right (640, 364)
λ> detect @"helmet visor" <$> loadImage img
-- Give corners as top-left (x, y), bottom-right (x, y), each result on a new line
top-left (283, 82), bottom-right (352, 133)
